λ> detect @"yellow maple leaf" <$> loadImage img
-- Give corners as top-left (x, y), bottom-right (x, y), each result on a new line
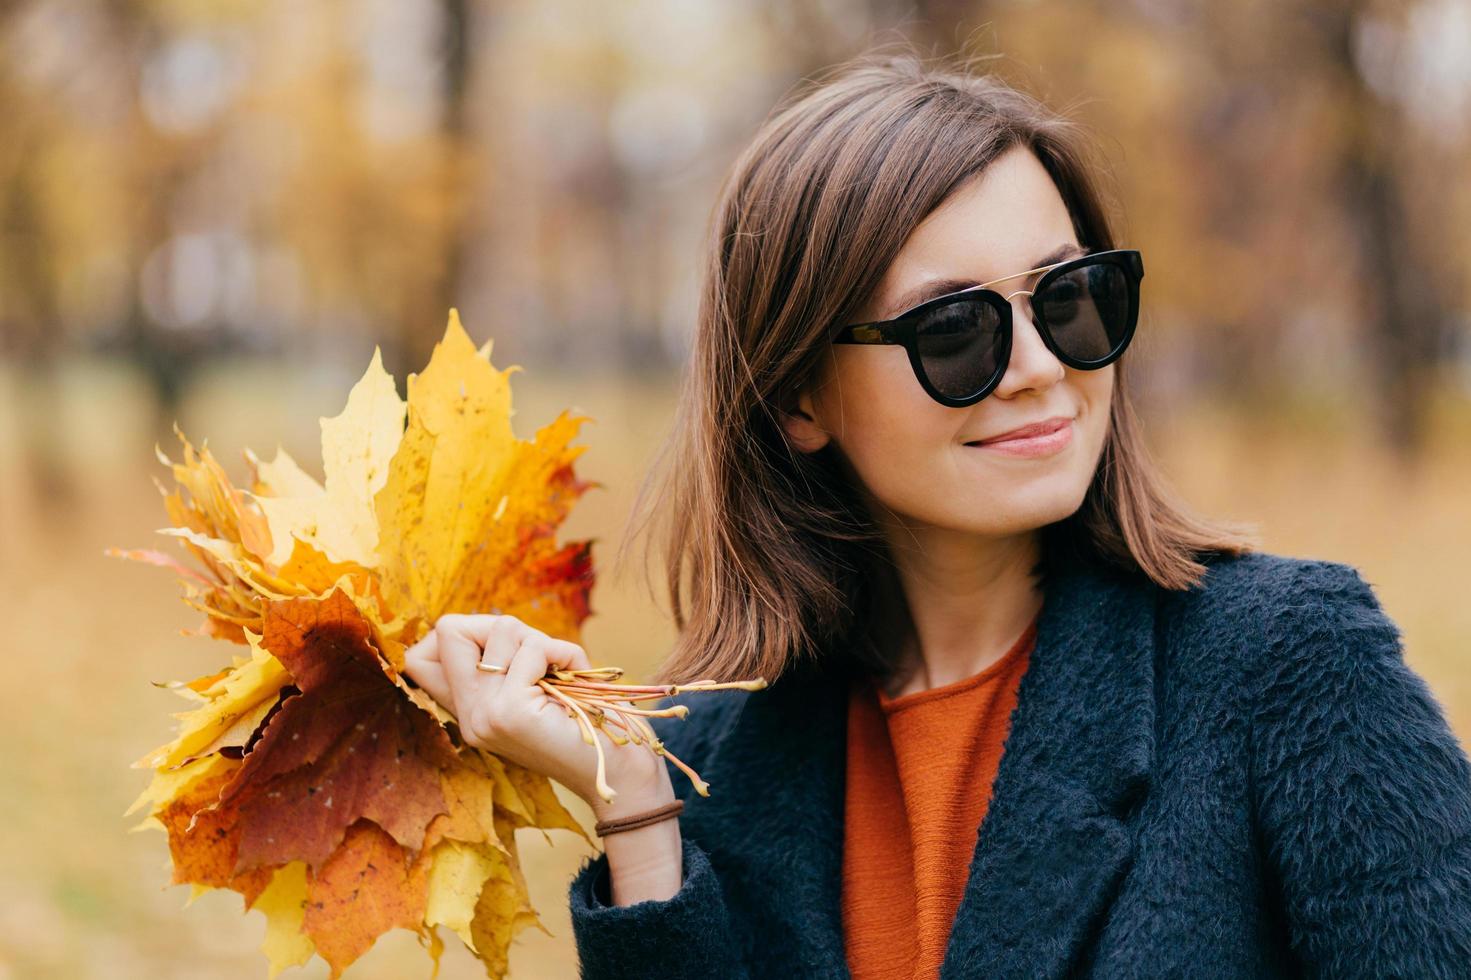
top-left (425, 839), bottom-right (502, 954)
top-left (129, 629), bottom-right (291, 773)
top-left (376, 309), bottom-right (524, 619)
top-left (248, 861), bottom-right (317, 979)
top-left (252, 346), bottom-right (406, 568)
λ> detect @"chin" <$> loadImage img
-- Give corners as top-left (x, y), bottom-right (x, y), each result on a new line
top-left (956, 479), bottom-right (1089, 533)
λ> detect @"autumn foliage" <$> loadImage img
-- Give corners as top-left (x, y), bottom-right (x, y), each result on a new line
top-left (109, 311), bottom-right (734, 978)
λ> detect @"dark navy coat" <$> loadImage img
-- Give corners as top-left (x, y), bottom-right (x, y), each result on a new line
top-left (567, 550), bottom-right (1471, 977)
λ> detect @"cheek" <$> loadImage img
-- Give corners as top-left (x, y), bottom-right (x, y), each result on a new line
top-left (819, 357), bottom-right (1117, 530)
top-left (819, 347), bottom-right (961, 490)
top-left (1074, 364), bottom-right (1115, 448)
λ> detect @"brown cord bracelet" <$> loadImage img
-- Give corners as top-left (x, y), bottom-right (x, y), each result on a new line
top-left (594, 799), bottom-right (684, 837)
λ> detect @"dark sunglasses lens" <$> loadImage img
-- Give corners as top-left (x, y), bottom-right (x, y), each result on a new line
top-left (1037, 261), bottom-right (1134, 362)
top-left (914, 299), bottom-right (1006, 400)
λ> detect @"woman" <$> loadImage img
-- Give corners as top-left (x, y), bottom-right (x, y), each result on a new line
top-left (403, 51), bottom-right (1471, 977)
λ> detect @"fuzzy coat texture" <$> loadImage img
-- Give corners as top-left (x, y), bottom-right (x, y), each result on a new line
top-left (566, 550), bottom-right (1471, 978)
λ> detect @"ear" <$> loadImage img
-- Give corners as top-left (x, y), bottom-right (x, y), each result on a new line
top-left (781, 389), bottom-right (830, 454)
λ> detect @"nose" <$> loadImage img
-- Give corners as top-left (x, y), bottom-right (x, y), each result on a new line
top-left (989, 288), bottom-right (1064, 398)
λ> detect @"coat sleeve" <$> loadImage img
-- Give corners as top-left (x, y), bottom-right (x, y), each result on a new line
top-left (1248, 560), bottom-right (1471, 976)
top-left (567, 835), bottom-right (749, 980)
top-left (566, 693), bottom-right (752, 980)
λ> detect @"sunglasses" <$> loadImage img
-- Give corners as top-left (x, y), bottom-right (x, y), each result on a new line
top-left (831, 248), bottom-right (1144, 407)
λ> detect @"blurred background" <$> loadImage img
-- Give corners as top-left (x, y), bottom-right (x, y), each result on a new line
top-left (1, 0), bottom-right (1468, 976)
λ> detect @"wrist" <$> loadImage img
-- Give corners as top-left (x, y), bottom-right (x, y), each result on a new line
top-left (597, 795), bottom-right (683, 903)
top-left (589, 766), bottom-right (676, 823)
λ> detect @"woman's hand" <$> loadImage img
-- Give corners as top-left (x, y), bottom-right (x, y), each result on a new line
top-left (401, 613), bottom-right (669, 812)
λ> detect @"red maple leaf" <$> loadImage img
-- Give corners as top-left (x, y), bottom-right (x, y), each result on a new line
top-left (209, 588), bottom-right (460, 874)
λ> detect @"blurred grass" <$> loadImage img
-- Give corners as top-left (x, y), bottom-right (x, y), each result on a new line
top-left (0, 356), bottom-right (1467, 978)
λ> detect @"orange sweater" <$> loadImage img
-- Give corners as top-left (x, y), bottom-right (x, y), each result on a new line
top-left (842, 614), bottom-right (1038, 980)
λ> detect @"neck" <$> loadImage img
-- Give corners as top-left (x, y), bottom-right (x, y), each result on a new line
top-left (874, 524), bottom-right (1044, 700)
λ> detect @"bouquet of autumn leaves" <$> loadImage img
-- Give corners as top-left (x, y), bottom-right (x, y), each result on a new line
top-left (109, 311), bottom-right (762, 979)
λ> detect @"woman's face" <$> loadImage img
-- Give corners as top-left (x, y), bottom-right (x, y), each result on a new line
top-left (786, 143), bottom-right (1114, 539)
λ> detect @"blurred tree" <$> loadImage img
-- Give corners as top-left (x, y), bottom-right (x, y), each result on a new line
top-left (1322, 1), bottom-right (1454, 460)
top-left (1, 110), bottom-right (75, 512)
top-left (377, 0), bottom-right (477, 382)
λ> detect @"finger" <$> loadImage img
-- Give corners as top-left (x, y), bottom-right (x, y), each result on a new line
top-left (544, 637), bottom-right (593, 673)
top-left (569, 641), bottom-right (594, 672)
top-left (402, 633), bottom-right (454, 708)
top-left (437, 614), bottom-right (529, 720)
top-left (504, 633), bottom-right (590, 692)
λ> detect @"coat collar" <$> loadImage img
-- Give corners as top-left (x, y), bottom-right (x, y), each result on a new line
top-left (680, 556), bottom-right (1159, 978)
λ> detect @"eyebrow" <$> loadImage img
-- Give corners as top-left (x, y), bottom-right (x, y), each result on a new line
top-left (883, 242), bottom-right (1089, 319)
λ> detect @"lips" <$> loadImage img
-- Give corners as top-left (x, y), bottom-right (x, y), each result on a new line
top-left (968, 415), bottom-right (1073, 445)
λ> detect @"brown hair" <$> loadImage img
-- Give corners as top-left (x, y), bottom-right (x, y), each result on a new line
top-left (616, 47), bottom-right (1259, 687)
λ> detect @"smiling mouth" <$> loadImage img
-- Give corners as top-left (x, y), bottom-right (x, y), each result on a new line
top-left (962, 417), bottom-right (1075, 456)
top-left (964, 415), bottom-right (1074, 446)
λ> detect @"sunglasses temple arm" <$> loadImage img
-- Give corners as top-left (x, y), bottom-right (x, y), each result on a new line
top-left (834, 323), bottom-right (900, 345)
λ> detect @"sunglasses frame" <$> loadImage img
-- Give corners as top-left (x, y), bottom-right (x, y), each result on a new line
top-left (831, 248), bottom-right (1145, 407)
